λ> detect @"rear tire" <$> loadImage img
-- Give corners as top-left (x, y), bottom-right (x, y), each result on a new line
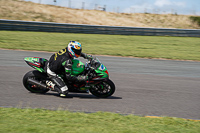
top-left (23, 70), bottom-right (49, 93)
top-left (89, 79), bottom-right (115, 98)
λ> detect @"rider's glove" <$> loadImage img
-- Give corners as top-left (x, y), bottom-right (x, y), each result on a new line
top-left (76, 75), bottom-right (88, 82)
top-left (86, 54), bottom-right (93, 61)
top-left (82, 53), bottom-right (93, 61)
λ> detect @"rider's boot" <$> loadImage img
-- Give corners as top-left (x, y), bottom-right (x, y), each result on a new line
top-left (59, 86), bottom-right (69, 97)
top-left (51, 77), bottom-right (69, 98)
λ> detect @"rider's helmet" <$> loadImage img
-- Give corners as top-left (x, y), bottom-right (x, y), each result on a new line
top-left (68, 41), bottom-right (82, 58)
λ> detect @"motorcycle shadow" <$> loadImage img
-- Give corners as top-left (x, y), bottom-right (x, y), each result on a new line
top-left (67, 93), bottom-right (122, 99)
top-left (36, 92), bottom-right (122, 99)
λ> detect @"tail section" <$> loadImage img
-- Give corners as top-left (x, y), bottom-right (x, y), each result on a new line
top-left (24, 57), bottom-right (48, 73)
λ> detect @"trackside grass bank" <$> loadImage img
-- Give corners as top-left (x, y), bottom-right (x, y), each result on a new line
top-left (0, 31), bottom-right (200, 61)
top-left (0, 108), bottom-right (200, 133)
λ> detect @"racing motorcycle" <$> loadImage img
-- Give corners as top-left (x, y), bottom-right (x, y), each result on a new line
top-left (23, 56), bottom-right (115, 98)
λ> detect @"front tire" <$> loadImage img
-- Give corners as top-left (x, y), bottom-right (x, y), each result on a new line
top-left (89, 79), bottom-right (115, 98)
top-left (23, 70), bottom-right (49, 93)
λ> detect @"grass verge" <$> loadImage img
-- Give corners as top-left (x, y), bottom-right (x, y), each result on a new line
top-left (0, 31), bottom-right (200, 61)
top-left (0, 108), bottom-right (200, 133)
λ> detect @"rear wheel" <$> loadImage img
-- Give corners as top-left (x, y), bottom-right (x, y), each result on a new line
top-left (89, 79), bottom-right (115, 98)
top-left (23, 70), bottom-right (49, 93)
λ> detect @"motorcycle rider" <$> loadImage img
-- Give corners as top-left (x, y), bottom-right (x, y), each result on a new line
top-left (46, 41), bottom-right (92, 97)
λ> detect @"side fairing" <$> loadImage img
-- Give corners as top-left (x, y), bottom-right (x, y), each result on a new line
top-left (95, 64), bottom-right (109, 78)
top-left (71, 59), bottom-right (85, 75)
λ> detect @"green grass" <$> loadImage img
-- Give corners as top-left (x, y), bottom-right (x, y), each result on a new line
top-left (0, 108), bottom-right (200, 133)
top-left (0, 31), bottom-right (200, 61)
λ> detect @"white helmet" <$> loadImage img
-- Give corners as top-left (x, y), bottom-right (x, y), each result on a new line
top-left (68, 41), bottom-right (82, 58)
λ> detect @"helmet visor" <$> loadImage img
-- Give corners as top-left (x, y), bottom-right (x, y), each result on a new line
top-left (72, 47), bottom-right (82, 57)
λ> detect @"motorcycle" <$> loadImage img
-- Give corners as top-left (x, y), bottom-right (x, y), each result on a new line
top-left (23, 56), bottom-right (115, 98)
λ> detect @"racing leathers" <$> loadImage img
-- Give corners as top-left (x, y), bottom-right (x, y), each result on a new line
top-left (46, 47), bottom-right (92, 96)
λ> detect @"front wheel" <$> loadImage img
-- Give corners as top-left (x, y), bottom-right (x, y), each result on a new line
top-left (89, 79), bottom-right (115, 98)
top-left (23, 70), bottom-right (49, 94)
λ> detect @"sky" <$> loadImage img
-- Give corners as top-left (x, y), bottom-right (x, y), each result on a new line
top-left (25, 0), bottom-right (200, 15)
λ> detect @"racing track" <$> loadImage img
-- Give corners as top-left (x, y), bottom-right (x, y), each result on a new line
top-left (0, 49), bottom-right (200, 120)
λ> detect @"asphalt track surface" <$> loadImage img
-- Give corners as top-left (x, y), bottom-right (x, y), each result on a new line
top-left (0, 49), bottom-right (200, 120)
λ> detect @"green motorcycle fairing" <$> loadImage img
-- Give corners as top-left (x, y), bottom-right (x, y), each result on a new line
top-left (95, 63), bottom-right (109, 78)
top-left (71, 59), bottom-right (85, 75)
top-left (68, 59), bottom-right (109, 78)
top-left (24, 57), bottom-right (47, 73)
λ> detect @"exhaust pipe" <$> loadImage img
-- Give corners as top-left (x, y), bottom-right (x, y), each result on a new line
top-left (27, 78), bottom-right (47, 89)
